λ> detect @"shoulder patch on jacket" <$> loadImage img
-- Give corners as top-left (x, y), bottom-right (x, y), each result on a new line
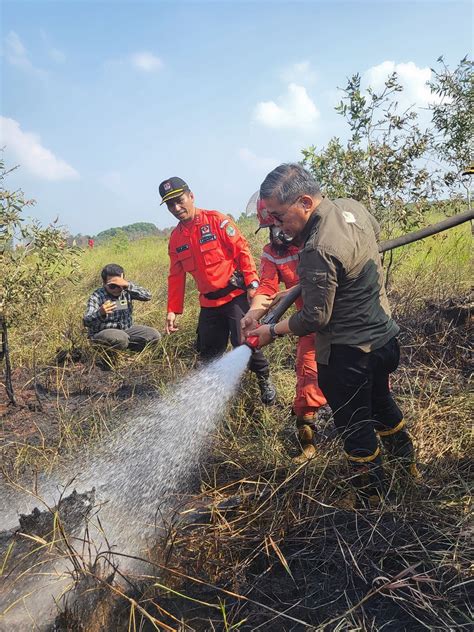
top-left (342, 211), bottom-right (356, 224)
top-left (225, 224), bottom-right (236, 237)
top-left (220, 219), bottom-right (229, 228)
top-left (176, 244), bottom-right (190, 253)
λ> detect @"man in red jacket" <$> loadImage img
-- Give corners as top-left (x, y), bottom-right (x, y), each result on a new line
top-left (160, 177), bottom-right (276, 405)
top-left (245, 198), bottom-right (327, 461)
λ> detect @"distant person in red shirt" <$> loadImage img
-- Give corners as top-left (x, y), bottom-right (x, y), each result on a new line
top-left (160, 176), bottom-right (276, 405)
top-left (88, 238), bottom-right (94, 249)
top-left (244, 197), bottom-right (328, 461)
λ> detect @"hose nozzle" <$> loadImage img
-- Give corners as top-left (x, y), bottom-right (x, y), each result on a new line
top-left (242, 284), bottom-right (303, 352)
top-left (244, 334), bottom-right (260, 351)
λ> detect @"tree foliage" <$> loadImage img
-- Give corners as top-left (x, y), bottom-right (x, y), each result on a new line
top-left (302, 72), bottom-right (435, 231)
top-left (110, 228), bottom-right (129, 253)
top-left (0, 160), bottom-right (79, 328)
top-left (94, 222), bottom-right (163, 244)
top-left (429, 56), bottom-right (473, 190)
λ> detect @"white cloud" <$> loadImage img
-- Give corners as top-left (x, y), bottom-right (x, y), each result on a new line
top-left (280, 60), bottom-right (317, 85)
top-left (104, 51), bottom-right (163, 73)
top-left (363, 61), bottom-right (438, 110)
top-left (4, 31), bottom-right (46, 77)
top-left (48, 47), bottom-right (66, 63)
top-left (238, 148), bottom-right (278, 172)
top-left (0, 117), bottom-right (79, 181)
top-left (130, 51), bottom-right (163, 72)
top-left (40, 29), bottom-right (66, 63)
top-left (254, 83), bottom-right (320, 130)
top-left (5, 30), bottom-right (26, 58)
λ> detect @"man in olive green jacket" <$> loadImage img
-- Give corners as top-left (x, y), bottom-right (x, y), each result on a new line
top-left (243, 163), bottom-right (418, 504)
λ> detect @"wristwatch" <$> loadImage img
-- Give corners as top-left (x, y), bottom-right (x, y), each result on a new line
top-left (246, 280), bottom-right (260, 290)
top-left (269, 323), bottom-right (283, 340)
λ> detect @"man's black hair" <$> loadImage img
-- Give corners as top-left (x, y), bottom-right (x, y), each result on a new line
top-left (260, 163), bottom-right (321, 204)
top-left (101, 263), bottom-right (124, 282)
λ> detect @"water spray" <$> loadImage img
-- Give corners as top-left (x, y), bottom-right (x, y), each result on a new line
top-left (0, 345), bottom-right (254, 627)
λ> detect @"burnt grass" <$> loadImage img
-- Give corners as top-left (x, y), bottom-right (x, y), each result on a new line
top-left (0, 294), bottom-right (472, 631)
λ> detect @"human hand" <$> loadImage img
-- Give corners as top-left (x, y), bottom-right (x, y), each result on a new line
top-left (269, 288), bottom-right (291, 309)
top-left (247, 324), bottom-right (272, 348)
top-left (240, 310), bottom-right (261, 340)
top-left (100, 300), bottom-right (117, 316)
top-left (166, 312), bottom-right (179, 334)
top-left (105, 276), bottom-right (129, 290)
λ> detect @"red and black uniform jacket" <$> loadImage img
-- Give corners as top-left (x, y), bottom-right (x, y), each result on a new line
top-left (167, 208), bottom-right (259, 313)
top-left (256, 243), bottom-right (302, 306)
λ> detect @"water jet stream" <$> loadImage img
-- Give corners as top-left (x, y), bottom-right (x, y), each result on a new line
top-left (0, 345), bottom-right (252, 629)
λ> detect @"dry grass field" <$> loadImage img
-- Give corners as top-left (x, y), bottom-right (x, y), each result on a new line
top-left (1, 212), bottom-right (472, 631)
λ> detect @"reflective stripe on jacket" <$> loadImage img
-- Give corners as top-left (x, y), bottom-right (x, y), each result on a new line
top-left (167, 209), bottom-right (259, 313)
top-left (256, 243), bottom-right (303, 309)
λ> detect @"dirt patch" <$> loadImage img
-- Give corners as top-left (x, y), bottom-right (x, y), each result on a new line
top-left (394, 293), bottom-right (473, 374)
top-left (0, 358), bottom-right (159, 475)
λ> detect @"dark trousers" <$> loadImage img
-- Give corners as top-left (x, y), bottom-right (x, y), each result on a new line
top-left (317, 337), bottom-right (403, 460)
top-left (197, 293), bottom-right (269, 377)
top-left (92, 325), bottom-right (161, 352)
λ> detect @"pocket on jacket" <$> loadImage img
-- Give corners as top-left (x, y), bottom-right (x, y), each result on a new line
top-left (200, 241), bottom-right (224, 266)
top-left (304, 269), bottom-right (328, 308)
top-left (177, 249), bottom-right (196, 272)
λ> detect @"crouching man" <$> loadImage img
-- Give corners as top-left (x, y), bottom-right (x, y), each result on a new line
top-left (84, 263), bottom-right (161, 355)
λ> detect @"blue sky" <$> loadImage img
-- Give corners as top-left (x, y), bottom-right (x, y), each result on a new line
top-left (1, 0), bottom-right (472, 235)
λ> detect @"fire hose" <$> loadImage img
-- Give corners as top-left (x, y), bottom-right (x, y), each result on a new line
top-left (245, 207), bottom-right (474, 349)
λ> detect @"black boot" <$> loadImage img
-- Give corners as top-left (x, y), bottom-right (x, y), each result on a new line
top-left (257, 374), bottom-right (277, 406)
top-left (381, 427), bottom-right (421, 481)
top-left (349, 453), bottom-right (387, 508)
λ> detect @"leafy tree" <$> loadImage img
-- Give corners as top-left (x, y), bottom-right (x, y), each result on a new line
top-left (429, 56), bottom-right (473, 196)
top-left (0, 158), bottom-right (79, 404)
top-left (302, 72), bottom-right (435, 232)
top-left (110, 228), bottom-right (129, 253)
top-left (95, 222), bottom-right (160, 244)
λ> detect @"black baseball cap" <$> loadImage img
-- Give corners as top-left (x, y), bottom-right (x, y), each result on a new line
top-left (159, 177), bottom-right (190, 205)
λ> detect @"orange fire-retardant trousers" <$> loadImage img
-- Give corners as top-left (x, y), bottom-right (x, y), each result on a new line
top-left (293, 334), bottom-right (327, 418)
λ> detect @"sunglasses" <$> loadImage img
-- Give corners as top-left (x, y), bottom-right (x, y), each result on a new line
top-left (106, 283), bottom-right (123, 290)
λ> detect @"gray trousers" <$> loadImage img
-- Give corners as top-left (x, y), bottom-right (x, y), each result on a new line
top-left (91, 325), bottom-right (161, 352)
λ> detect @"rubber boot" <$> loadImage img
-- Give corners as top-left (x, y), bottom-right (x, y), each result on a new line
top-left (257, 375), bottom-right (277, 406)
top-left (348, 451), bottom-right (387, 509)
top-left (380, 425), bottom-right (421, 481)
top-left (293, 414), bottom-right (317, 463)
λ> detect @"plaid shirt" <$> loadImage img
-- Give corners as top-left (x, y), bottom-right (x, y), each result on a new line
top-left (83, 282), bottom-right (151, 337)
